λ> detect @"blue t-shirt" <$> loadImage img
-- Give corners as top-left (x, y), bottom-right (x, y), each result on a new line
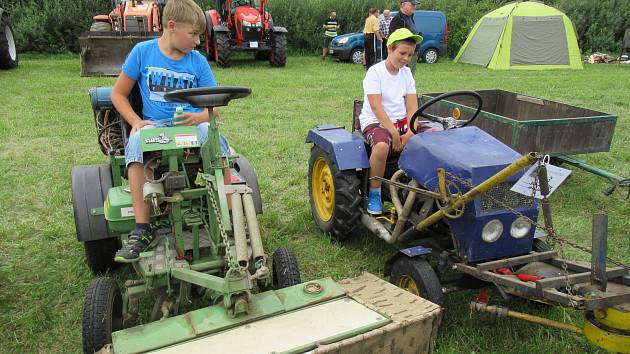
top-left (122, 39), bottom-right (217, 123)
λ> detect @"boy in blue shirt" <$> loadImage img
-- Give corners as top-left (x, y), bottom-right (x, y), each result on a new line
top-left (111, 0), bottom-right (229, 262)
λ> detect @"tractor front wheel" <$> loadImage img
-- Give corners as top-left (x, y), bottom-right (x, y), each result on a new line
top-left (269, 32), bottom-right (287, 67)
top-left (0, 14), bottom-right (18, 69)
top-left (215, 31), bottom-right (231, 68)
top-left (82, 277), bottom-right (123, 354)
top-left (308, 146), bottom-right (361, 241)
top-left (272, 247), bottom-right (301, 289)
top-left (390, 257), bottom-right (444, 306)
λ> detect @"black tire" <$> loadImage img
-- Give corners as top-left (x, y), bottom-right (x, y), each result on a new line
top-left (0, 14), bottom-right (18, 70)
top-left (215, 31), bottom-right (231, 68)
top-left (233, 156), bottom-right (263, 214)
top-left (89, 21), bottom-right (112, 32)
top-left (72, 164), bottom-right (119, 273)
top-left (308, 146), bottom-right (361, 241)
top-left (269, 32), bottom-right (286, 67)
top-left (390, 257), bottom-right (444, 306)
top-left (423, 48), bottom-right (439, 64)
top-left (533, 238), bottom-right (552, 252)
top-left (82, 277), bottom-right (123, 354)
top-left (272, 247), bottom-right (301, 289)
top-left (350, 47), bottom-right (364, 65)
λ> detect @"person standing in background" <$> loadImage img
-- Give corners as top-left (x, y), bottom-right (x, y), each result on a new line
top-left (389, 0), bottom-right (419, 75)
top-left (363, 8), bottom-right (381, 70)
top-left (379, 9), bottom-right (392, 60)
top-left (322, 10), bottom-right (340, 60)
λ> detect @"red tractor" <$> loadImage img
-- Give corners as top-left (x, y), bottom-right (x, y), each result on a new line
top-left (205, 0), bottom-right (287, 67)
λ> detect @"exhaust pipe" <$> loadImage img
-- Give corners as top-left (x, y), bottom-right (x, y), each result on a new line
top-left (361, 214), bottom-right (395, 244)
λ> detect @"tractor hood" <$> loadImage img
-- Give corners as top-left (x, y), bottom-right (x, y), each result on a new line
top-left (399, 126), bottom-right (524, 191)
top-left (234, 6), bottom-right (262, 24)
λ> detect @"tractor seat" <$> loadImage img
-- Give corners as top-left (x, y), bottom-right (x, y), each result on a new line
top-left (352, 100), bottom-right (403, 163)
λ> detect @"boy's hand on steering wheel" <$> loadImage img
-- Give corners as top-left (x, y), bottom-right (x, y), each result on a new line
top-left (131, 120), bottom-right (156, 134)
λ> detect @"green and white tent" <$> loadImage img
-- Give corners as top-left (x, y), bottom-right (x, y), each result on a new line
top-left (454, 1), bottom-right (582, 70)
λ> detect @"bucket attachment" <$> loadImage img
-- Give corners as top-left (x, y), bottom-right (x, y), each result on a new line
top-left (79, 31), bottom-right (160, 76)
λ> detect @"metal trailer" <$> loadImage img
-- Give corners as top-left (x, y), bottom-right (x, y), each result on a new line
top-left (419, 89), bottom-right (628, 194)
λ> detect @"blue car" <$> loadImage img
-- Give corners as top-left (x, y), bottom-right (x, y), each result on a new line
top-left (329, 10), bottom-right (448, 64)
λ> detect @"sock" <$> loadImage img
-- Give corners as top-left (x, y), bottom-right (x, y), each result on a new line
top-left (369, 188), bottom-right (381, 196)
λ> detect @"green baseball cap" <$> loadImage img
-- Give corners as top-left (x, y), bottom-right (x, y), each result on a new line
top-left (387, 28), bottom-right (423, 46)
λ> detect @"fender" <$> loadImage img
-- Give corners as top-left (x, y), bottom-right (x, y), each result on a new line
top-left (271, 26), bottom-right (288, 34)
top-left (384, 246), bottom-right (432, 276)
top-left (305, 125), bottom-right (369, 171)
top-left (205, 9), bottom-right (219, 28)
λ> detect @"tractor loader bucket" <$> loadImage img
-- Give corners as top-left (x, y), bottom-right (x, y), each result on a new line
top-left (79, 32), bottom-right (160, 76)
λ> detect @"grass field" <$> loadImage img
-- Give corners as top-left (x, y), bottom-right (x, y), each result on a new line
top-left (0, 54), bottom-right (628, 353)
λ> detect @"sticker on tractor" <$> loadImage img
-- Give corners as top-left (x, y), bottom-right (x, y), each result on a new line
top-left (120, 207), bottom-right (135, 217)
top-left (175, 133), bottom-right (199, 147)
top-left (145, 132), bottom-right (171, 145)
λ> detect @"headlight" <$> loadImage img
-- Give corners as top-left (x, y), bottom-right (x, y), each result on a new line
top-left (510, 216), bottom-right (531, 239)
top-left (337, 37), bottom-right (349, 45)
top-left (482, 219), bottom-right (503, 243)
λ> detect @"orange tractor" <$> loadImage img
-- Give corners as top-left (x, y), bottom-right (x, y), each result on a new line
top-left (205, 0), bottom-right (287, 67)
top-left (80, 0), bottom-right (166, 76)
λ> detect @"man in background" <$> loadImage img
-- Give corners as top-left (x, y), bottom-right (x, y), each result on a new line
top-left (363, 8), bottom-right (381, 70)
top-left (379, 9), bottom-right (392, 60)
top-left (322, 10), bottom-right (340, 60)
top-left (389, 0), bottom-right (419, 74)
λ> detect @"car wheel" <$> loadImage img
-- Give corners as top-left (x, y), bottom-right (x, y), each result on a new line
top-left (0, 14), bottom-right (18, 69)
top-left (350, 48), bottom-right (364, 64)
top-left (423, 48), bottom-right (439, 64)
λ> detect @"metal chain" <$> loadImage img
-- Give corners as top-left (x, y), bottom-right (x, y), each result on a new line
top-left (207, 184), bottom-right (238, 269)
top-left (444, 170), bottom-right (630, 271)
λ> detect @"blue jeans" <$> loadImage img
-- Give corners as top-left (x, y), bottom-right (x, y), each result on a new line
top-left (125, 122), bottom-right (230, 167)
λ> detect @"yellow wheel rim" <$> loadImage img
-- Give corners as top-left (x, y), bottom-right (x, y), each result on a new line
top-left (398, 275), bottom-right (421, 296)
top-left (312, 157), bottom-right (335, 222)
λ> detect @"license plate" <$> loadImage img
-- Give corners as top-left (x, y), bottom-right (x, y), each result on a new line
top-left (250, 41), bottom-right (258, 48)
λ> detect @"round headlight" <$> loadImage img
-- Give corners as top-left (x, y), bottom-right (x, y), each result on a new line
top-left (510, 216), bottom-right (532, 239)
top-left (482, 219), bottom-right (503, 243)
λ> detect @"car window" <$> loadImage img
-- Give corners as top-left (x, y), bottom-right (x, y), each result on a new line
top-left (415, 16), bottom-right (443, 34)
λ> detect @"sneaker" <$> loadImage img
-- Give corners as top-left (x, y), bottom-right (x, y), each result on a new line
top-left (114, 229), bottom-right (156, 263)
top-left (367, 190), bottom-right (382, 215)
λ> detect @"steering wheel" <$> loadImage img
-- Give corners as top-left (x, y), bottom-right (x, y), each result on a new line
top-left (164, 86), bottom-right (251, 108)
top-left (409, 91), bottom-right (483, 133)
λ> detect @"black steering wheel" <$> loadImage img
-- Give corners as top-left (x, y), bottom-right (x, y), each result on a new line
top-left (164, 86), bottom-right (251, 108)
top-left (409, 91), bottom-right (483, 134)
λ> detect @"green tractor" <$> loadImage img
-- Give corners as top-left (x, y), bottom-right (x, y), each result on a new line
top-left (73, 87), bottom-right (306, 353)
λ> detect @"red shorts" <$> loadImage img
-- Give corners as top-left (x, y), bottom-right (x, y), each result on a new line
top-left (363, 118), bottom-right (408, 150)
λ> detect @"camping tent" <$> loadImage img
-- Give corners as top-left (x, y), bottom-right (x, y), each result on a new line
top-left (454, 1), bottom-right (582, 70)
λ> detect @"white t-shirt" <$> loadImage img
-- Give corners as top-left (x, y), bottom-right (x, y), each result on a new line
top-left (358, 61), bottom-right (416, 131)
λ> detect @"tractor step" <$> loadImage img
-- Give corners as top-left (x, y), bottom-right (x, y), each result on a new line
top-left (137, 230), bottom-right (212, 276)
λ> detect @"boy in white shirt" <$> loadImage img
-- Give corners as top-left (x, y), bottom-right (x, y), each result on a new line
top-left (358, 28), bottom-right (423, 215)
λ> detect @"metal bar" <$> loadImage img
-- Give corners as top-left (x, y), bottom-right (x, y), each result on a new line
top-left (476, 251), bottom-right (557, 272)
top-left (231, 193), bottom-right (248, 268)
top-left (584, 292), bottom-right (630, 311)
top-left (592, 213), bottom-right (608, 291)
top-left (542, 289), bottom-right (585, 308)
top-left (536, 267), bottom-right (627, 291)
top-left (538, 164), bottom-right (554, 230)
top-left (171, 268), bottom-right (249, 294)
top-left (455, 263), bottom-right (541, 295)
top-left (556, 155), bottom-right (627, 183)
top-left (189, 259), bottom-right (224, 272)
top-left (547, 259), bottom-right (630, 285)
top-left (370, 176), bottom-right (441, 199)
top-left (243, 193), bottom-right (264, 264)
top-left (469, 302), bottom-right (583, 334)
top-left (415, 152), bottom-right (540, 231)
top-left (192, 224), bottom-right (200, 261)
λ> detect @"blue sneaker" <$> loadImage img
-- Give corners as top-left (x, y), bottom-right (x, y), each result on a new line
top-left (367, 190), bottom-right (382, 215)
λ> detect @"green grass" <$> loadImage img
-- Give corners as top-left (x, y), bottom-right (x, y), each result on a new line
top-left (0, 54), bottom-right (628, 353)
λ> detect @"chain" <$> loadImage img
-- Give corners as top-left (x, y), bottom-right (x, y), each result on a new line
top-left (207, 184), bottom-right (238, 270)
top-left (444, 168), bottom-right (629, 307)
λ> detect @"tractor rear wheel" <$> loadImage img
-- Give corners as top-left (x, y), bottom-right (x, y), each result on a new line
top-left (308, 146), bottom-right (361, 241)
top-left (233, 156), bottom-right (263, 214)
top-left (0, 14), bottom-right (18, 69)
top-left (269, 32), bottom-right (286, 67)
top-left (215, 31), bottom-right (231, 68)
top-left (390, 257), bottom-right (444, 306)
top-left (82, 277), bottom-right (123, 354)
top-left (72, 164), bottom-right (119, 273)
top-left (272, 247), bottom-right (301, 289)
top-left (89, 21), bottom-right (112, 32)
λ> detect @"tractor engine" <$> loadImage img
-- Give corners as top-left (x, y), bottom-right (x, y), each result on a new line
top-left (120, 0), bottom-right (161, 32)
